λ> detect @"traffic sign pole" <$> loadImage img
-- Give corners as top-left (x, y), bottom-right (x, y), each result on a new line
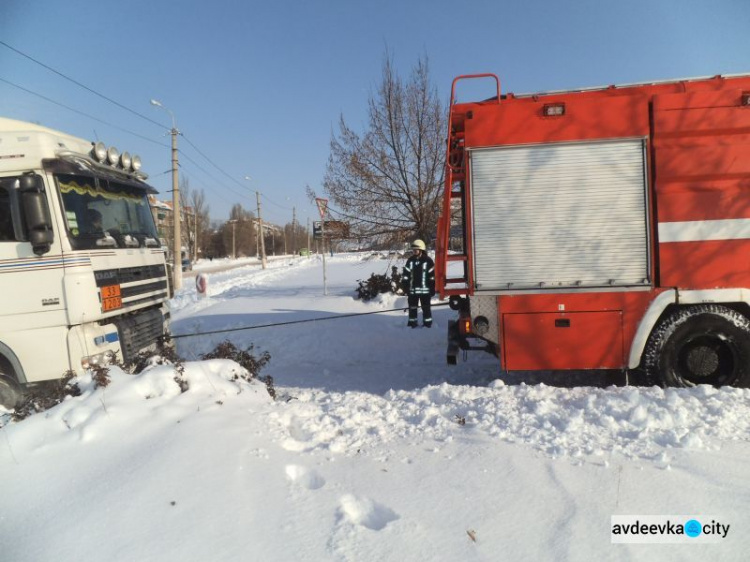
top-left (316, 198), bottom-right (329, 296)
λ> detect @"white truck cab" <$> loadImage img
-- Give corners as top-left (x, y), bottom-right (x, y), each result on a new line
top-left (0, 117), bottom-right (170, 408)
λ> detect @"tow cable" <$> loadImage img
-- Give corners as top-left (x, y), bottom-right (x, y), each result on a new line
top-left (171, 302), bottom-right (451, 339)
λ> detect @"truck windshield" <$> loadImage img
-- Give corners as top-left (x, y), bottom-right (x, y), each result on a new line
top-left (57, 174), bottom-right (160, 250)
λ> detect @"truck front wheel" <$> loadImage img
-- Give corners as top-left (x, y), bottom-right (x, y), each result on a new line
top-left (0, 374), bottom-right (23, 410)
top-left (644, 305), bottom-right (750, 388)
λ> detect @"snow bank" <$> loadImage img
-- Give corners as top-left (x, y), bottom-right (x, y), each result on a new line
top-left (270, 382), bottom-right (750, 463)
top-left (1, 361), bottom-right (272, 452)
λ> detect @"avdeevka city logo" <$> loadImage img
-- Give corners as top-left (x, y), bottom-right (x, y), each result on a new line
top-left (611, 515), bottom-right (730, 543)
top-left (685, 519), bottom-right (702, 538)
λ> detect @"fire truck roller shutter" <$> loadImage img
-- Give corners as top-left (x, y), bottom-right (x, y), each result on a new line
top-left (470, 139), bottom-right (650, 291)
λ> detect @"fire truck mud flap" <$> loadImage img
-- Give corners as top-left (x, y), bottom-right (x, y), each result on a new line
top-left (447, 320), bottom-right (459, 365)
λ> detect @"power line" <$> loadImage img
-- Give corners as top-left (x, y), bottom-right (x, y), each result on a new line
top-left (1, 40), bottom-right (306, 221)
top-left (181, 134), bottom-right (303, 223)
top-left (325, 202), bottom-right (391, 228)
top-left (176, 149), bottom-right (254, 207)
top-left (181, 134), bottom-right (251, 191)
top-left (0, 77), bottom-right (169, 148)
top-left (0, 40), bottom-right (166, 129)
top-left (261, 193), bottom-right (294, 211)
top-left (1, 75), bottom-right (240, 210)
top-left (0, 74), bottom-right (235, 209)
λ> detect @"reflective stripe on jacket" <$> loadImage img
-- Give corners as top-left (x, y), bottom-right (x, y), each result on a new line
top-left (402, 254), bottom-right (435, 295)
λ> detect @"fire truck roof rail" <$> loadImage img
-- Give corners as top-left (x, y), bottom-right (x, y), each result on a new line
top-left (505, 72), bottom-right (750, 100)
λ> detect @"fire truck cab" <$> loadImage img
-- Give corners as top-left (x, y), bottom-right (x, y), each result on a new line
top-left (0, 118), bottom-right (170, 408)
top-left (435, 73), bottom-right (750, 387)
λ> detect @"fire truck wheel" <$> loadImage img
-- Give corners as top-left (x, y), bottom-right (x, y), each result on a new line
top-left (0, 374), bottom-right (23, 410)
top-left (644, 305), bottom-right (750, 388)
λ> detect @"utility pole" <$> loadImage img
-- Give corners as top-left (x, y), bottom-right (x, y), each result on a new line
top-left (194, 209), bottom-right (199, 262)
top-left (151, 99), bottom-right (181, 291)
top-left (321, 216), bottom-right (327, 295)
top-left (292, 206), bottom-right (297, 255)
top-left (229, 220), bottom-right (237, 259)
top-left (255, 219), bottom-right (260, 258)
top-left (315, 197), bottom-right (329, 295)
top-left (307, 216), bottom-right (310, 252)
top-left (256, 191), bottom-right (267, 269)
top-left (169, 118), bottom-right (181, 289)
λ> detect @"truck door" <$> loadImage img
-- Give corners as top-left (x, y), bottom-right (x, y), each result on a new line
top-left (0, 176), bottom-right (68, 382)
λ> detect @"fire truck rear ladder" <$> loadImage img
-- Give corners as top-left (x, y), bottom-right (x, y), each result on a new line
top-left (437, 74), bottom-right (500, 298)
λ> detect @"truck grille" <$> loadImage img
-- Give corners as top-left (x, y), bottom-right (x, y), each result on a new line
top-left (95, 265), bottom-right (169, 309)
top-left (113, 308), bottom-right (165, 363)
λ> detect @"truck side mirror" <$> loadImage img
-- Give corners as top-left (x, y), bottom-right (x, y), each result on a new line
top-left (19, 174), bottom-right (54, 255)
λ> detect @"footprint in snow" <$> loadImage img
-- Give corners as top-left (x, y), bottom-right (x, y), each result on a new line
top-left (280, 415), bottom-right (318, 452)
top-left (338, 494), bottom-right (399, 531)
top-left (285, 465), bottom-right (326, 490)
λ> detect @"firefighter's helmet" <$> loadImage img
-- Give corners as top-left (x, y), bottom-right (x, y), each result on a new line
top-left (411, 239), bottom-right (426, 251)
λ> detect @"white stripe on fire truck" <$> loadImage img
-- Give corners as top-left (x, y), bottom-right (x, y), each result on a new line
top-left (658, 218), bottom-right (750, 243)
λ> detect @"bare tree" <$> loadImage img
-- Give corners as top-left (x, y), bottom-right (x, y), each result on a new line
top-left (179, 177), bottom-right (211, 261)
top-left (190, 188), bottom-right (210, 260)
top-left (225, 204), bottom-right (256, 257)
top-left (178, 177), bottom-right (196, 260)
top-left (322, 53), bottom-right (446, 245)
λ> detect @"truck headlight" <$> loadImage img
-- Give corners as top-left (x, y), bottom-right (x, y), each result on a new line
top-left (81, 350), bottom-right (116, 370)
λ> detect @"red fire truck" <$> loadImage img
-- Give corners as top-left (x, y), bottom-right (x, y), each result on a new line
top-left (435, 73), bottom-right (750, 387)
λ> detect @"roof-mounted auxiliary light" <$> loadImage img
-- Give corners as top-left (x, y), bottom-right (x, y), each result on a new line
top-left (93, 141), bottom-right (108, 162)
top-left (131, 155), bottom-right (142, 171)
top-left (543, 103), bottom-right (566, 117)
top-left (107, 146), bottom-right (120, 166)
top-left (120, 151), bottom-right (132, 170)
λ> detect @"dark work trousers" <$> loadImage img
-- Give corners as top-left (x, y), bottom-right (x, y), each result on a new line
top-left (407, 294), bottom-right (432, 327)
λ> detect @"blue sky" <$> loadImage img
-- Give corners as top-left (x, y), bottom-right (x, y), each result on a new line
top-left (2, 0), bottom-right (749, 225)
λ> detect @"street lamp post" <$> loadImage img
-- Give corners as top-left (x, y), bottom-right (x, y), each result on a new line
top-left (150, 99), bottom-right (181, 291)
top-left (228, 219), bottom-right (238, 259)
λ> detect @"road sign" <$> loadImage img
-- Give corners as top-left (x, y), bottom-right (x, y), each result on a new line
top-left (316, 198), bottom-right (328, 219)
top-left (313, 220), bottom-right (349, 240)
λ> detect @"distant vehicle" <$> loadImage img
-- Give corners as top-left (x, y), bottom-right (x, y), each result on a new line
top-left (298, 248), bottom-right (311, 256)
top-left (0, 117), bottom-right (170, 408)
top-left (436, 72), bottom-right (750, 388)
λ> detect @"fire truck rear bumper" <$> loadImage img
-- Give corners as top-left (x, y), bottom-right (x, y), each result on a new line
top-left (447, 319), bottom-right (497, 365)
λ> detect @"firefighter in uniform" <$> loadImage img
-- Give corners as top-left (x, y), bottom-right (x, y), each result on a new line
top-left (402, 239), bottom-right (435, 328)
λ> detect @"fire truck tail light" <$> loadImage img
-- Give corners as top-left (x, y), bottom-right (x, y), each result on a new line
top-left (464, 319), bottom-right (471, 333)
top-left (93, 142), bottom-right (107, 162)
top-left (543, 103), bottom-right (565, 117)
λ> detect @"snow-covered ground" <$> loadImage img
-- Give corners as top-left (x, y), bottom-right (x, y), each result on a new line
top-left (2, 253), bottom-right (750, 561)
